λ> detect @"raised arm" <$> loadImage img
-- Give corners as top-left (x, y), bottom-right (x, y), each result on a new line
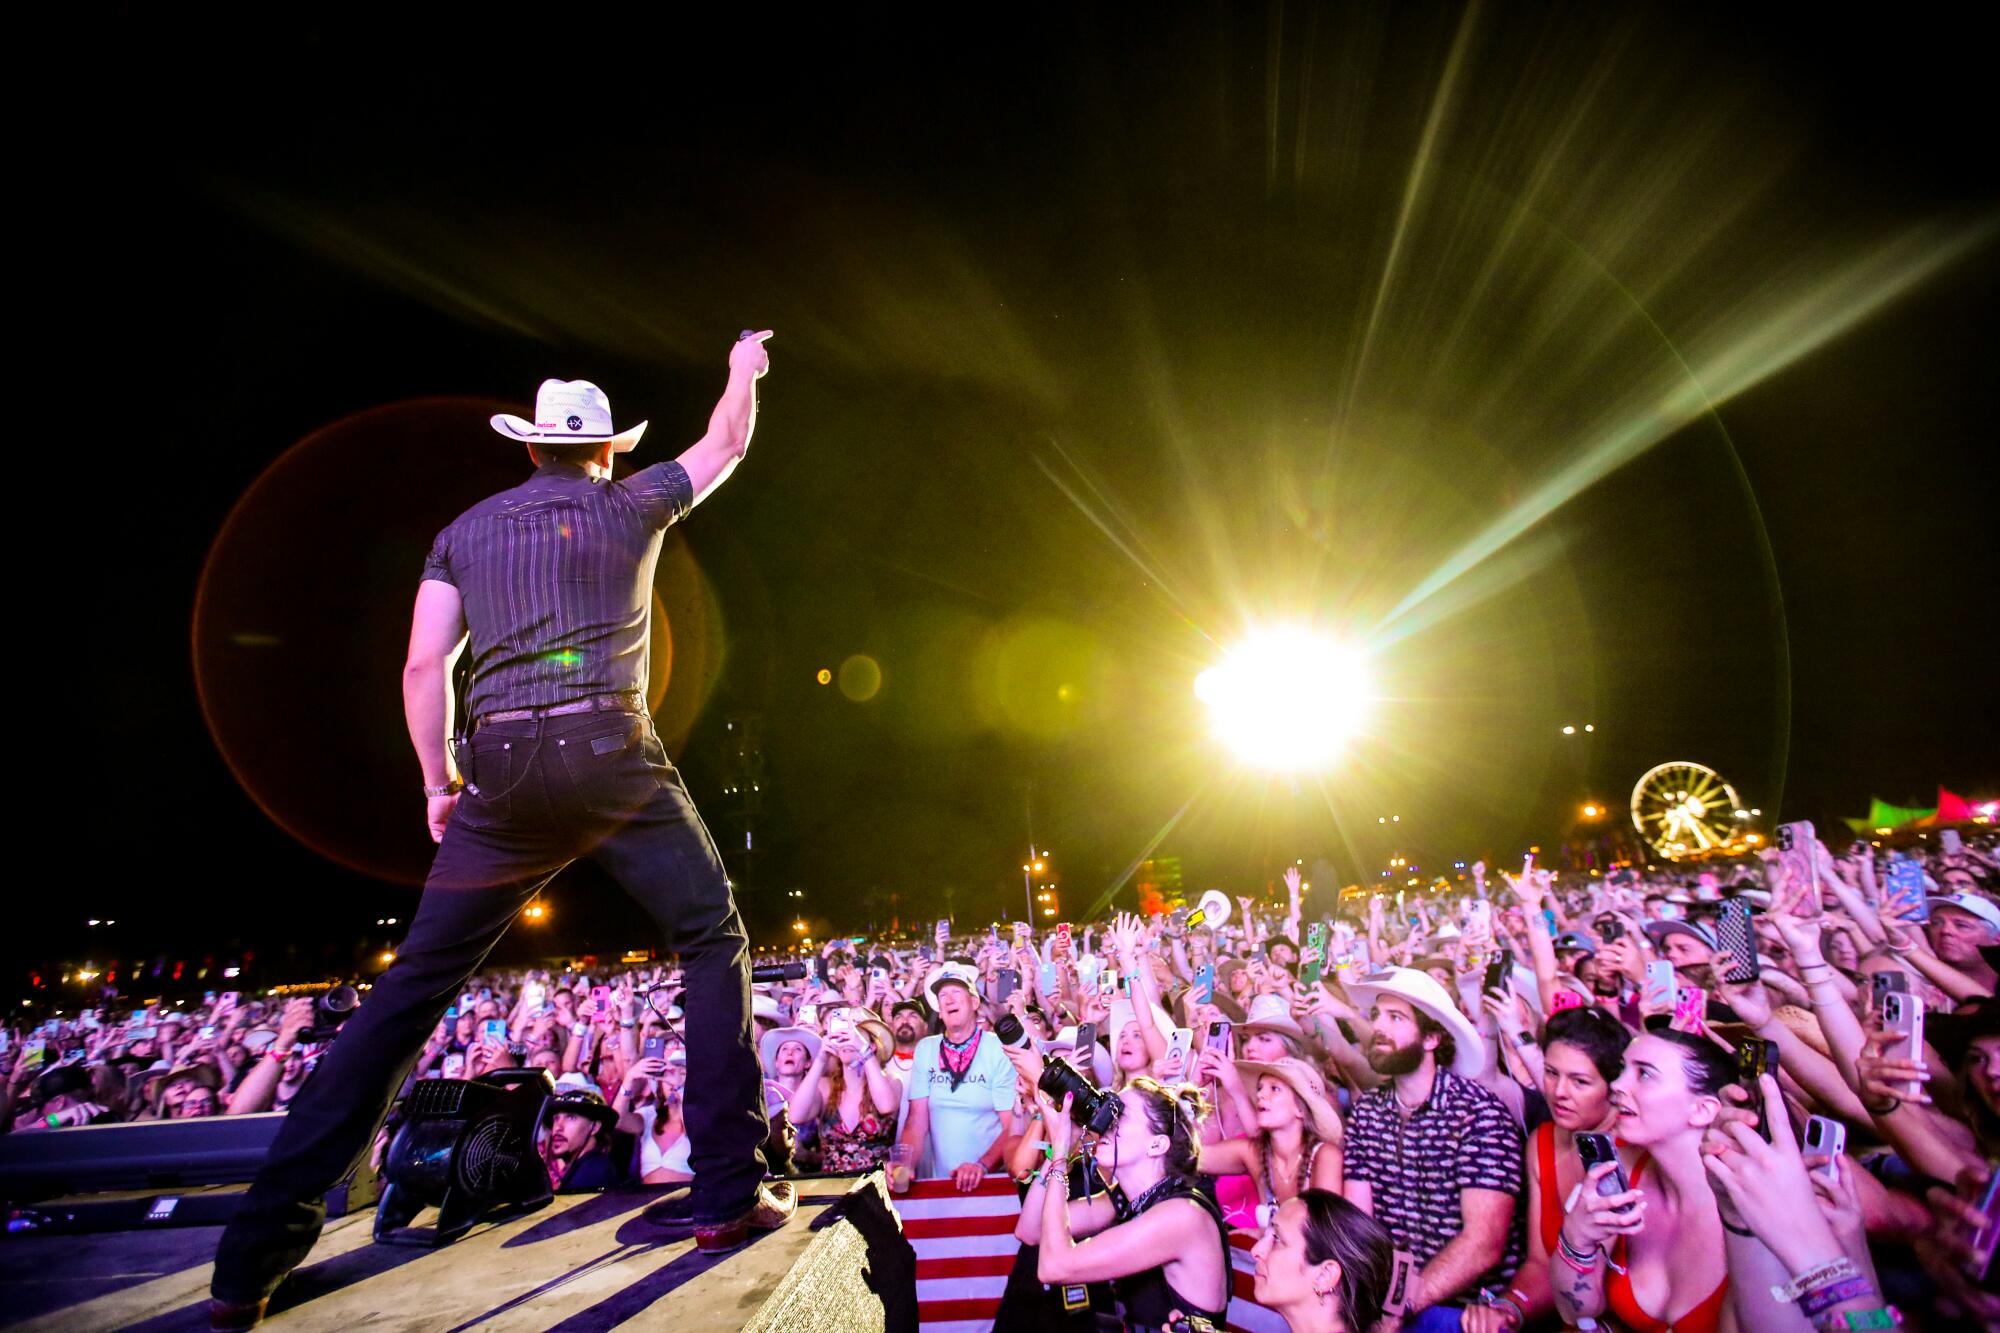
top-left (674, 331), bottom-right (771, 505)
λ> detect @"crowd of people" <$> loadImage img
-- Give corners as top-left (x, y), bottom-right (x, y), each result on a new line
top-left (7, 828), bottom-right (1998, 1330)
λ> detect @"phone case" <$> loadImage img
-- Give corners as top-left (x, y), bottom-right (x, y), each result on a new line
top-left (1670, 986), bottom-right (1708, 1035)
top-left (1714, 902), bottom-right (1759, 983)
top-left (1643, 962), bottom-right (1676, 1010)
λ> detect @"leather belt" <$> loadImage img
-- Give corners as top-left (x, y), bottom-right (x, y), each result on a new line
top-left (474, 692), bottom-right (645, 732)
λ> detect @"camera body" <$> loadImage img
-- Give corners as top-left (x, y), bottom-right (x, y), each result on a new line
top-left (1038, 1056), bottom-right (1122, 1134)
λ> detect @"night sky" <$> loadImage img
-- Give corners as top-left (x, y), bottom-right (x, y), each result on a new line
top-left (24, 6), bottom-right (1996, 985)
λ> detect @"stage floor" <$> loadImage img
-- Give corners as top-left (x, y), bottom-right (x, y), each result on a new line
top-left (2, 1181), bottom-right (853, 1333)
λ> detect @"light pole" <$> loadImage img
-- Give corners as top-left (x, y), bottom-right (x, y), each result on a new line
top-left (1022, 848), bottom-right (1048, 924)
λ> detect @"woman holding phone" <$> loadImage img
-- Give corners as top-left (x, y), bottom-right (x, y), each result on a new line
top-left (790, 1010), bottom-right (900, 1172)
top-left (612, 1052), bottom-right (693, 1185)
top-left (1464, 1006), bottom-right (1629, 1332)
top-left (1192, 1054), bottom-right (1343, 1226)
top-left (1553, 1029), bottom-right (1730, 1333)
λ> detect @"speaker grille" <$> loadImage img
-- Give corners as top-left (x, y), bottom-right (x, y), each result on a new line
top-left (406, 1079), bottom-right (468, 1118)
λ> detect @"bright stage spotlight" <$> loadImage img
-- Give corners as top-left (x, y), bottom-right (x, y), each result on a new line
top-left (1194, 629), bottom-right (1371, 771)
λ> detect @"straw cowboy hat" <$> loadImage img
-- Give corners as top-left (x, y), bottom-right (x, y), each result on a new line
top-left (1240, 992), bottom-right (1306, 1041)
top-left (759, 1026), bottom-right (823, 1074)
top-left (1343, 966), bottom-right (1487, 1078)
top-left (824, 1006), bottom-right (897, 1066)
top-left (1108, 995), bottom-right (1176, 1046)
top-left (490, 379), bottom-right (647, 453)
top-left (1235, 1056), bottom-right (1343, 1142)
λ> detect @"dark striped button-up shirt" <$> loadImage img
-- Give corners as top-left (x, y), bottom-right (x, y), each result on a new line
top-left (420, 460), bottom-right (694, 721)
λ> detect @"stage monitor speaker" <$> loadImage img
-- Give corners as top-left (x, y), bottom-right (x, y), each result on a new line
top-left (374, 1069), bottom-right (555, 1248)
top-left (742, 1172), bottom-right (917, 1333)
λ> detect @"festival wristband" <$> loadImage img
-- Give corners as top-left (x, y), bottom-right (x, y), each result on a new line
top-left (1799, 1277), bottom-right (1876, 1319)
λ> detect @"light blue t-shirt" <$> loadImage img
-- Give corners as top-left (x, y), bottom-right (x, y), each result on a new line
top-left (908, 1031), bottom-right (1018, 1176)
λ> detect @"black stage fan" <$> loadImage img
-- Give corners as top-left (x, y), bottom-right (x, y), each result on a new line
top-left (374, 1069), bottom-right (555, 1247)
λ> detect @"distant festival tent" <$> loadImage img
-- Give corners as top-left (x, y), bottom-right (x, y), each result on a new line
top-left (1843, 786), bottom-right (1977, 833)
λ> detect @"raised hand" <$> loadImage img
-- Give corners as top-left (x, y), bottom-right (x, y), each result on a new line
top-left (730, 329), bottom-right (774, 378)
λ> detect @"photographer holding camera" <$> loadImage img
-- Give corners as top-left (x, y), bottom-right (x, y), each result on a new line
top-left (1020, 1055), bottom-right (1233, 1333)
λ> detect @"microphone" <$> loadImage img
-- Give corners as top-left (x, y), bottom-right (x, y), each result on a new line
top-left (751, 962), bottom-right (807, 984)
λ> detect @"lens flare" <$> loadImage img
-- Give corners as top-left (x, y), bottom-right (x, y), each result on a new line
top-left (1193, 630), bottom-right (1371, 771)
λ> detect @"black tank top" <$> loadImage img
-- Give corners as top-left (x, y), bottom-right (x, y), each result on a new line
top-left (1109, 1180), bottom-right (1233, 1331)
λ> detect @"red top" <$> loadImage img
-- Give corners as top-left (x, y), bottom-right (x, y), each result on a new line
top-left (1605, 1153), bottom-right (1729, 1333)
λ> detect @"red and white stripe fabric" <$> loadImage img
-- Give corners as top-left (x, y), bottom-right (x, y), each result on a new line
top-left (893, 1175), bottom-right (1286, 1333)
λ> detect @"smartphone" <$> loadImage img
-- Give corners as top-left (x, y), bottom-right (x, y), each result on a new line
top-left (199, 1024), bottom-right (218, 1039)
top-left (935, 918), bottom-right (950, 947)
top-left (478, 988), bottom-right (492, 1003)
top-left (1670, 985), bottom-right (1708, 1036)
top-left (1576, 1131), bottom-right (1628, 1196)
top-left (1193, 963), bottom-right (1216, 1004)
top-left (20, 1039), bottom-right (46, 1074)
top-left (1466, 900), bottom-right (1493, 944)
top-left (1735, 1037), bottom-right (1781, 1140)
top-left (441, 1052), bottom-right (465, 1079)
top-left (481, 1018), bottom-right (508, 1043)
top-left (1166, 1027), bottom-right (1193, 1067)
top-left (1941, 828), bottom-right (1964, 857)
top-left (1870, 970), bottom-right (1910, 1012)
top-left (798, 1002), bottom-right (820, 1029)
top-left (1714, 899), bottom-right (1759, 984)
top-left (522, 981), bottom-right (545, 1008)
top-left (1772, 821), bottom-right (1820, 913)
top-left (1483, 949), bottom-right (1515, 997)
top-left (1204, 1018), bottom-right (1233, 1057)
top-left (1055, 922), bottom-right (1073, 959)
top-left (1039, 961), bottom-right (1059, 995)
top-left (1550, 989), bottom-right (1586, 1013)
top-left (459, 992), bottom-right (476, 1012)
top-left (1597, 916), bottom-right (1625, 944)
top-left (1803, 1115), bottom-right (1846, 1179)
top-left (1969, 1168), bottom-right (2000, 1282)
top-left (1074, 1021), bottom-right (1097, 1054)
top-left (640, 1033), bottom-right (669, 1062)
top-left (1185, 907), bottom-right (1207, 929)
top-left (993, 967), bottom-right (1020, 1006)
top-left (1013, 922), bottom-right (1031, 948)
top-left (1098, 967), bottom-right (1119, 997)
top-left (1884, 855), bottom-right (1930, 923)
top-left (1881, 992), bottom-right (1926, 1097)
top-left (1301, 922), bottom-right (1329, 988)
top-left (1643, 960), bottom-right (1676, 1011)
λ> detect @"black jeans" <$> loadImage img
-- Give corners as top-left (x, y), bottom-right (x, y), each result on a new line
top-left (212, 710), bottom-right (768, 1302)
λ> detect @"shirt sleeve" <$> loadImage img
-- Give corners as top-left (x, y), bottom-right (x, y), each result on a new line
top-left (626, 461), bottom-right (695, 531)
top-left (421, 530), bottom-right (456, 586)
top-left (987, 1039), bottom-right (1018, 1112)
top-left (1456, 1094), bottom-right (1527, 1195)
top-left (907, 1039), bottom-right (936, 1102)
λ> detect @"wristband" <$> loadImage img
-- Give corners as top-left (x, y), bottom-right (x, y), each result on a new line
top-left (46, 1112), bottom-right (62, 1128)
top-left (422, 781), bottom-right (463, 798)
top-left (1799, 1277), bottom-right (1875, 1319)
top-left (268, 1046), bottom-right (294, 1061)
top-left (1830, 1309), bottom-right (1900, 1330)
top-left (1772, 1256), bottom-right (1858, 1302)
top-left (1721, 1217), bottom-right (1756, 1237)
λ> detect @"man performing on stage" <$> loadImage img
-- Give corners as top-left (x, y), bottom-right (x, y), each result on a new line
top-left (209, 331), bottom-right (787, 1329)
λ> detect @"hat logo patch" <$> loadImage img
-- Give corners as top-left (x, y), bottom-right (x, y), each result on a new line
top-left (566, 415), bottom-right (583, 431)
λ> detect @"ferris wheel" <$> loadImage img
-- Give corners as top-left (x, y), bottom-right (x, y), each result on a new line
top-left (1630, 761), bottom-right (1746, 859)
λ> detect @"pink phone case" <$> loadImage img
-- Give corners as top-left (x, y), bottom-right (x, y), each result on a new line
top-left (1670, 986), bottom-right (1708, 1035)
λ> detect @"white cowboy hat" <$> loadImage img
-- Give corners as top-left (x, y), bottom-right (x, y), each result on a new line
top-left (490, 379), bottom-right (648, 453)
top-left (923, 961), bottom-right (981, 1012)
top-left (759, 1025), bottom-right (822, 1074)
top-left (1195, 889), bottom-right (1233, 926)
top-left (1239, 992), bottom-right (1305, 1040)
top-left (1344, 966), bottom-right (1487, 1078)
top-left (1235, 1056), bottom-right (1343, 1142)
top-left (1107, 996), bottom-right (1175, 1046)
top-left (751, 993), bottom-right (784, 1025)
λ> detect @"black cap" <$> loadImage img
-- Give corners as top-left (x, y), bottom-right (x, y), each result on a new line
top-left (547, 1087), bottom-right (619, 1129)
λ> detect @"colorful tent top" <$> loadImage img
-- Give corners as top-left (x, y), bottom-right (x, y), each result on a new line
top-left (1843, 786), bottom-right (1978, 834)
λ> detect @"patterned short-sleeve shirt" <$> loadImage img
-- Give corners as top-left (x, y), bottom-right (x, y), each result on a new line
top-left (1345, 1068), bottom-right (1525, 1294)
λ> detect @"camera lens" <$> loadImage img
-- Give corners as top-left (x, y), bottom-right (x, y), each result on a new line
top-left (994, 1014), bottom-right (1029, 1048)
